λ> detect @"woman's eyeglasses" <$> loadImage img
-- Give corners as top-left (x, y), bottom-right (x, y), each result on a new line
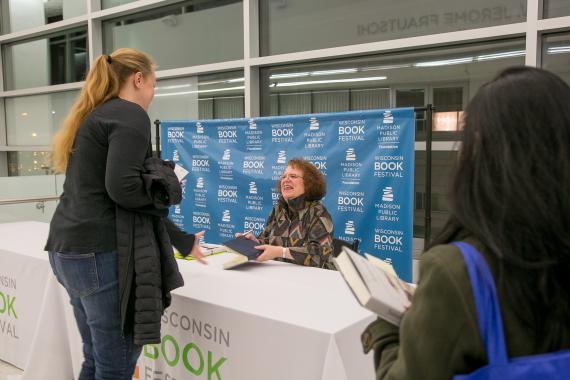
top-left (280, 174), bottom-right (303, 180)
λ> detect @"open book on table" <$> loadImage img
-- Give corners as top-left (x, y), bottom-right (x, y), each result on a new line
top-left (173, 243), bottom-right (226, 261)
top-left (221, 236), bottom-right (261, 269)
top-left (332, 247), bottom-right (416, 326)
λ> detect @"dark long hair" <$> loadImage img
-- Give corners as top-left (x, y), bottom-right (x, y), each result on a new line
top-left (430, 67), bottom-right (570, 349)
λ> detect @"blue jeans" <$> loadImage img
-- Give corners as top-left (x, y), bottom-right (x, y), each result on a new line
top-left (48, 250), bottom-right (141, 380)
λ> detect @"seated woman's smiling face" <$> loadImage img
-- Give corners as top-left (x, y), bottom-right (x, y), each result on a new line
top-left (280, 166), bottom-right (305, 200)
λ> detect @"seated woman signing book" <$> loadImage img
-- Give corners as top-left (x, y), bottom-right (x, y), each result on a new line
top-left (236, 158), bottom-right (335, 270)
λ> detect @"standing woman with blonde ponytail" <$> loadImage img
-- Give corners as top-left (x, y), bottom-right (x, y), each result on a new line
top-left (45, 48), bottom-right (204, 379)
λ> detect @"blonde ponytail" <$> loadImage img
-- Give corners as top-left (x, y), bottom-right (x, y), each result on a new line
top-left (51, 48), bottom-right (155, 173)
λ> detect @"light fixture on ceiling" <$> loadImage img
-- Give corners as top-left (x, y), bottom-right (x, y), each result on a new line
top-left (274, 76), bottom-right (387, 87)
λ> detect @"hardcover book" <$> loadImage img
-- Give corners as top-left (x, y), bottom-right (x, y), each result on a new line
top-left (222, 236), bottom-right (261, 269)
top-left (333, 247), bottom-right (416, 326)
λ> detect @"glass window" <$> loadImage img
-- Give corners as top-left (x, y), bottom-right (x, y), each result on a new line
top-left (5, 91), bottom-right (79, 146)
top-left (260, 38), bottom-right (525, 141)
top-left (260, 0), bottom-right (526, 55)
top-left (6, 151), bottom-right (52, 176)
top-left (0, 0), bottom-right (86, 35)
top-left (102, 0), bottom-right (243, 70)
top-left (414, 150), bottom-right (458, 238)
top-left (543, 0), bottom-right (570, 18)
top-left (102, 0), bottom-right (139, 9)
top-left (2, 28), bottom-right (88, 90)
top-left (149, 71), bottom-right (244, 143)
top-left (541, 32), bottom-right (570, 85)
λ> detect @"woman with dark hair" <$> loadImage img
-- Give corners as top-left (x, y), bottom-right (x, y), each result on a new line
top-left (361, 67), bottom-right (570, 379)
top-left (237, 158), bottom-right (335, 269)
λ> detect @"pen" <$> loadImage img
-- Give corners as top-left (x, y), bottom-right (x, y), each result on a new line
top-left (243, 230), bottom-right (253, 236)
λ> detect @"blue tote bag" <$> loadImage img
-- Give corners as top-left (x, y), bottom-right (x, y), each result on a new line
top-left (452, 242), bottom-right (570, 380)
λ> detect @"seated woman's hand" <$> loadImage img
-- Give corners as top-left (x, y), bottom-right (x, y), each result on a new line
top-left (234, 231), bottom-right (258, 242)
top-left (255, 244), bottom-right (283, 262)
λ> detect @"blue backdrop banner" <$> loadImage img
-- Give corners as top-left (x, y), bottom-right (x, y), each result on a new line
top-left (161, 108), bottom-right (415, 281)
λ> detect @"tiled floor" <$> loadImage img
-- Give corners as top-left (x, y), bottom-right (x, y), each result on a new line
top-left (0, 360), bottom-right (22, 380)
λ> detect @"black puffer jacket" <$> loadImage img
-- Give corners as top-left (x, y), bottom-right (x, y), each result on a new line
top-left (116, 157), bottom-right (185, 345)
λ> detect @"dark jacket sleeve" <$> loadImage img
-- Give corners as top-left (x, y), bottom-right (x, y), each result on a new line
top-left (105, 112), bottom-right (154, 209)
top-left (361, 244), bottom-right (484, 380)
top-left (164, 218), bottom-right (195, 257)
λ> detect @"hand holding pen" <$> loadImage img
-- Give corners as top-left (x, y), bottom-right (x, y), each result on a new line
top-left (234, 229), bottom-right (258, 242)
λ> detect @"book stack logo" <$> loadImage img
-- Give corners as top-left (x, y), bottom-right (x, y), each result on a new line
top-left (199, 235), bottom-right (206, 244)
top-left (345, 220), bottom-right (356, 235)
top-left (248, 119), bottom-right (257, 130)
top-left (384, 257), bottom-right (392, 265)
top-left (383, 110), bottom-right (394, 124)
top-left (172, 150), bottom-right (180, 162)
top-left (309, 117), bottom-right (319, 130)
top-left (180, 179), bottom-right (186, 199)
top-left (382, 187), bottom-right (394, 202)
top-left (249, 181), bottom-right (258, 195)
top-left (277, 150), bottom-right (287, 164)
top-left (345, 148), bottom-right (356, 161)
top-left (196, 177), bottom-right (204, 189)
top-left (222, 210), bottom-right (231, 222)
top-left (196, 122), bottom-right (204, 134)
top-left (174, 204), bottom-right (181, 214)
top-left (222, 149), bottom-right (231, 161)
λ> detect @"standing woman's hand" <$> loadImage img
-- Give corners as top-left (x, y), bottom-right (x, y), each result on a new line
top-left (189, 230), bottom-right (207, 264)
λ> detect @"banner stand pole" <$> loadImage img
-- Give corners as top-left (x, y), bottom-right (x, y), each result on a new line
top-left (154, 119), bottom-right (161, 158)
top-left (424, 104), bottom-right (434, 247)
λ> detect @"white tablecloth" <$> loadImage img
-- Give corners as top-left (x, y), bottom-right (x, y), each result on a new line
top-left (0, 221), bottom-right (375, 379)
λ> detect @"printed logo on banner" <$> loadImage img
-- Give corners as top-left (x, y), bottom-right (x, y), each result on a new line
top-left (217, 125), bottom-right (238, 144)
top-left (344, 220), bottom-right (355, 235)
top-left (246, 119), bottom-right (263, 151)
top-left (222, 209), bottom-right (231, 223)
top-left (337, 190), bottom-right (364, 213)
top-left (192, 211), bottom-right (211, 230)
top-left (304, 117), bottom-right (325, 149)
top-left (193, 177), bottom-right (207, 208)
top-left (271, 122), bottom-right (294, 143)
top-left (167, 126), bottom-right (185, 144)
top-left (172, 149), bottom-right (180, 162)
top-left (218, 150), bottom-right (234, 181)
top-left (191, 155), bottom-right (210, 173)
top-left (338, 119), bottom-right (365, 142)
top-left (249, 181), bottom-right (258, 195)
top-left (242, 155), bottom-right (265, 176)
top-left (143, 309), bottom-right (229, 379)
top-left (377, 111), bottom-right (400, 149)
top-left (374, 155), bottom-right (404, 178)
top-left (304, 155), bottom-right (328, 176)
top-left (170, 206), bottom-right (184, 229)
top-left (248, 119), bottom-right (257, 130)
top-left (0, 273), bottom-right (19, 339)
top-left (246, 181), bottom-right (263, 211)
top-left (271, 187), bottom-right (280, 205)
top-left (217, 184), bottom-right (238, 204)
top-left (191, 122), bottom-right (209, 149)
top-left (375, 187), bottom-right (400, 223)
top-left (272, 151), bottom-right (287, 180)
top-left (374, 227), bottom-right (403, 253)
top-left (180, 179), bottom-right (187, 199)
top-left (341, 148), bottom-right (362, 185)
top-left (243, 216), bottom-right (266, 236)
top-left (382, 186), bottom-right (394, 202)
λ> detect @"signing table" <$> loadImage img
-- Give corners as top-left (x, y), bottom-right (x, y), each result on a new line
top-left (0, 221), bottom-right (375, 379)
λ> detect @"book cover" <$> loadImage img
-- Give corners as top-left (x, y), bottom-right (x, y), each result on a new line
top-left (333, 246), bottom-right (416, 326)
top-left (221, 236), bottom-right (261, 269)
